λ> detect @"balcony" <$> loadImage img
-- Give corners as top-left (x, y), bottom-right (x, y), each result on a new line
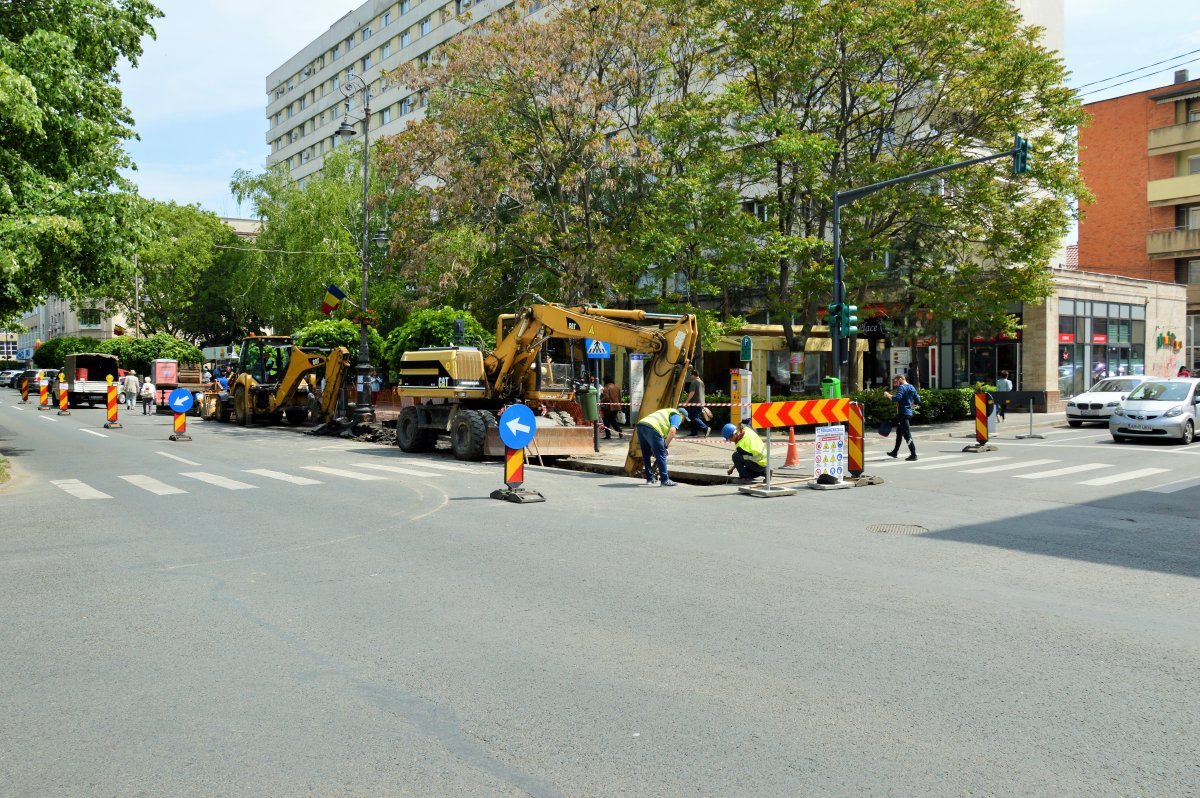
top-left (1148, 120), bottom-right (1200, 156)
top-left (1147, 225), bottom-right (1200, 260)
top-left (1147, 173), bottom-right (1200, 207)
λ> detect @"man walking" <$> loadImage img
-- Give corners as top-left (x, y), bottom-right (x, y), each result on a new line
top-left (600, 377), bottom-right (623, 439)
top-left (884, 374), bottom-right (921, 461)
top-left (636, 406), bottom-right (686, 486)
top-left (121, 370), bottom-right (140, 410)
top-left (995, 369), bottom-right (1013, 421)
top-left (683, 367), bottom-right (709, 437)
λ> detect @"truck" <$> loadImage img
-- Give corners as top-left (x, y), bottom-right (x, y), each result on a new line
top-left (62, 352), bottom-right (120, 407)
top-left (209, 334), bottom-right (354, 427)
top-left (394, 303), bottom-right (698, 475)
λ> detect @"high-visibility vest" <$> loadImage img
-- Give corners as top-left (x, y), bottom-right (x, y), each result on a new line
top-left (638, 407), bottom-right (681, 437)
top-left (736, 429), bottom-right (768, 467)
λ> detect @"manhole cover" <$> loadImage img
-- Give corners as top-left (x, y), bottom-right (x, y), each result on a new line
top-left (866, 523), bottom-right (929, 536)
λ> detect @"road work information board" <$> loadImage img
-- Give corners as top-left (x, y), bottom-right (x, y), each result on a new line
top-left (813, 425), bottom-right (846, 482)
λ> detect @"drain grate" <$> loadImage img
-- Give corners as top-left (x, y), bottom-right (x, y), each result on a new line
top-left (866, 523), bottom-right (930, 536)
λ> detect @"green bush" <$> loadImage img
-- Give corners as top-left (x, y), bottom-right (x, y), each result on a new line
top-left (97, 334), bottom-right (203, 374)
top-left (383, 307), bottom-right (493, 373)
top-left (33, 336), bottom-right (95, 368)
top-left (294, 318), bottom-right (384, 365)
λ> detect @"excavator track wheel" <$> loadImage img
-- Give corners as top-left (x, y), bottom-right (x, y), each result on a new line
top-left (397, 406), bottom-right (437, 452)
top-left (450, 409), bottom-right (488, 461)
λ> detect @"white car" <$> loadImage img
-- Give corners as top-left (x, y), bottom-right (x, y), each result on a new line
top-left (1065, 375), bottom-right (1149, 427)
top-left (0, 369), bottom-right (20, 388)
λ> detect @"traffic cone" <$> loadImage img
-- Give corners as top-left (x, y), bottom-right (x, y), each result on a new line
top-left (784, 427), bottom-right (801, 467)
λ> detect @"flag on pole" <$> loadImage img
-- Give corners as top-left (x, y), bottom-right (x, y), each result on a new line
top-left (320, 284), bottom-right (346, 315)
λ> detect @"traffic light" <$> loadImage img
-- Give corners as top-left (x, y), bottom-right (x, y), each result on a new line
top-left (1012, 134), bottom-right (1031, 176)
top-left (828, 303), bottom-right (842, 335)
top-left (842, 304), bottom-right (859, 337)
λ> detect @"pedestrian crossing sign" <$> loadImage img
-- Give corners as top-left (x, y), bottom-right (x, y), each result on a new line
top-left (585, 338), bottom-right (611, 359)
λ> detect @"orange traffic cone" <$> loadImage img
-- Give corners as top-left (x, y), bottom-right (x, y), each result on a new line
top-left (784, 427), bottom-right (801, 467)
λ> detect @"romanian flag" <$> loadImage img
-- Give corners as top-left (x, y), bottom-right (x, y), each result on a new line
top-left (320, 284), bottom-right (346, 315)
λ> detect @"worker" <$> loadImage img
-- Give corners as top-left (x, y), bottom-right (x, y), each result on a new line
top-left (635, 406), bottom-right (687, 487)
top-left (723, 421), bottom-right (768, 483)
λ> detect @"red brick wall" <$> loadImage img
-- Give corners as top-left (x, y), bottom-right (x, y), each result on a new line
top-left (1078, 82), bottom-right (1200, 282)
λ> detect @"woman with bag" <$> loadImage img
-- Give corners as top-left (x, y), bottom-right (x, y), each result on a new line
top-left (139, 376), bottom-right (156, 415)
top-left (600, 377), bottom-right (624, 439)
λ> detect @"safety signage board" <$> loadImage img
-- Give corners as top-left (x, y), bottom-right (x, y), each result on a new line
top-left (813, 425), bottom-right (846, 481)
top-left (167, 387), bottom-right (195, 414)
top-left (585, 338), bottom-right (611, 359)
top-left (498, 403), bottom-right (537, 449)
top-left (751, 398), bottom-right (849, 428)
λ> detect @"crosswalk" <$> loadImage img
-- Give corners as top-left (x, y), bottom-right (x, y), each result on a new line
top-left (865, 453), bottom-right (1181, 492)
top-left (50, 458), bottom-right (488, 500)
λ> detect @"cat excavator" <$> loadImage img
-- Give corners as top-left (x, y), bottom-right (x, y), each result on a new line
top-left (394, 303), bottom-right (698, 474)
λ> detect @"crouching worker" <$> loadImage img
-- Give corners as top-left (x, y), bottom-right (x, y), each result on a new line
top-left (636, 406), bottom-right (687, 487)
top-left (723, 420), bottom-right (768, 483)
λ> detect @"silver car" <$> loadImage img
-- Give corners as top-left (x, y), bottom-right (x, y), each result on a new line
top-left (1109, 378), bottom-right (1200, 444)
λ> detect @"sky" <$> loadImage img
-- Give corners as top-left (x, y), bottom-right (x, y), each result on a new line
top-left (116, 0), bottom-right (1200, 218)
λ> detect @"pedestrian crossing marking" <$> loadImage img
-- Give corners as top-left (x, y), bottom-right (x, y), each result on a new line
top-left (244, 468), bottom-right (324, 486)
top-left (119, 474), bottom-right (187, 495)
top-left (51, 479), bottom-right (111, 500)
top-left (349, 462), bottom-right (443, 477)
top-left (80, 429), bottom-right (107, 438)
top-left (868, 454), bottom-right (960, 467)
top-left (157, 451), bottom-right (201, 466)
top-left (180, 472), bottom-right (257, 490)
top-left (1144, 476), bottom-right (1200, 494)
top-left (400, 460), bottom-right (489, 473)
top-left (302, 466), bottom-right (386, 481)
top-left (915, 456), bottom-right (1004, 470)
top-left (961, 458), bottom-right (1059, 474)
top-left (1077, 467), bottom-right (1171, 487)
top-left (1014, 463), bottom-right (1112, 479)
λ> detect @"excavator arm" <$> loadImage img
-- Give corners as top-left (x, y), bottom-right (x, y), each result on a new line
top-left (267, 345), bottom-right (352, 421)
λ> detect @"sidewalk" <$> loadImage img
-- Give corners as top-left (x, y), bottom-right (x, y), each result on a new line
top-left (557, 412), bottom-right (1067, 485)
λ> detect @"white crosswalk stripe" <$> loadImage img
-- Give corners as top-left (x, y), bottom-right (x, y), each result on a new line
top-left (402, 460), bottom-right (488, 473)
top-left (915, 456), bottom-right (1000, 470)
top-left (244, 468), bottom-right (324, 485)
top-left (867, 454), bottom-right (960, 467)
top-left (180, 472), bottom-right (257, 490)
top-left (301, 466), bottom-right (386, 481)
top-left (1144, 476), bottom-right (1200, 494)
top-left (349, 462), bottom-right (443, 477)
top-left (1014, 463), bottom-right (1112, 479)
top-left (960, 458), bottom-right (1060, 474)
top-left (1077, 467), bottom-right (1171, 487)
top-left (51, 479), bottom-right (111, 500)
top-left (119, 474), bottom-right (187, 495)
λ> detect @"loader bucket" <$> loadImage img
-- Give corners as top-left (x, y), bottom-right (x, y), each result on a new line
top-left (483, 424), bottom-right (596, 457)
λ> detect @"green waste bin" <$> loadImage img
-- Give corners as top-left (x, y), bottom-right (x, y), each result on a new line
top-left (580, 386), bottom-right (599, 422)
top-left (821, 376), bottom-right (842, 399)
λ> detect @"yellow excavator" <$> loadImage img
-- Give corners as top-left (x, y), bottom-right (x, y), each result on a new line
top-left (207, 334), bottom-right (353, 427)
top-left (394, 303), bottom-right (698, 474)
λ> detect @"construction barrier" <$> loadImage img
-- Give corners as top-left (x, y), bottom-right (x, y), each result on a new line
top-left (783, 427), bottom-right (801, 467)
top-left (38, 379), bottom-right (50, 410)
top-left (491, 446), bottom-right (544, 503)
top-left (750, 398), bottom-right (849, 428)
top-left (170, 411), bottom-right (192, 441)
top-left (974, 392), bottom-right (992, 444)
top-left (20, 378), bottom-right (29, 403)
top-left (848, 401), bottom-right (864, 477)
top-left (104, 378), bottom-right (122, 429)
top-left (57, 374), bottom-right (70, 416)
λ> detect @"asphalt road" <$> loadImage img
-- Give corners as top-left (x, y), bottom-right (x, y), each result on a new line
top-left (1, 394), bottom-right (1197, 796)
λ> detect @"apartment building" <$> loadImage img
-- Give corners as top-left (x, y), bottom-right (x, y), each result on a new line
top-left (1078, 69), bottom-right (1200, 372)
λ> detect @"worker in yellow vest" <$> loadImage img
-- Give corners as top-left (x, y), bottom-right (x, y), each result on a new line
top-left (636, 406), bottom-right (688, 486)
top-left (723, 421), bottom-right (768, 483)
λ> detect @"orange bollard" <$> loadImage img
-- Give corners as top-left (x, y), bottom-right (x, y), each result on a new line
top-left (20, 377), bottom-right (29, 403)
top-left (784, 427), bottom-right (801, 467)
top-left (104, 378), bottom-right (122, 429)
top-left (847, 401), bottom-right (864, 477)
top-left (974, 392), bottom-right (990, 444)
top-left (38, 378), bottom-right (50, 410)
top-left (170, 411), bottom-right (191, 441)
top-left (57, 373), bottom-right (71, 416)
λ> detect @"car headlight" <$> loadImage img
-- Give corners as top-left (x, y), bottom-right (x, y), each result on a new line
top-left (1164, 405), bottom-right (1184, 418)
top-left (1105, 401), bottom-right (1119, 407)
top-left (1066, 401), bottom-right (1076, 408)
top-left (1112, 405), bottom-right (1124, 416)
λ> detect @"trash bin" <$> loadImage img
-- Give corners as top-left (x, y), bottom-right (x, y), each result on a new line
top-left (821, 376), bottom-right (842, 399)
top-left (580, 386), bottom-right (600, 422)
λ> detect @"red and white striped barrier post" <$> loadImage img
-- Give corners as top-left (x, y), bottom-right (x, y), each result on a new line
top-left (38, 378), bottom-right (50, 410)
top-left (20, 376), bottom-right (30, 403)
top-left (56, 373), bottom-right (71, 416)
top-left (170, 410), bottom-right (191, 441)
top-left (847, 401), bottom-right (864, 477)
top-left (104, 375), bottom-right (122, 429)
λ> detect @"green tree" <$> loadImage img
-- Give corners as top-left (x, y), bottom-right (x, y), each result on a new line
top-left (0, 0), bottom-right (162, 317)
top-left (97, 332), bottom-right (201, 374)
top-left (32, 336), bottom-right (96, 368)
top-left (382, 307), bottom-right (493, 373)
top-left (293, 318), bottom-right (384, 365)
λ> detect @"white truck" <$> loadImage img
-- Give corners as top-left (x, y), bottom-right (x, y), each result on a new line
top-left (63, 352), bottom-right (120, 407)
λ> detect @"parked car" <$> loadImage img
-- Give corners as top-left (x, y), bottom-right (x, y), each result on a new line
top-left (1110, 378), bottom-right (1200, 444)
top-left (1065, 375), bottom-right (1149, 427)
top-left (0, 369), bottom-right (22, 388)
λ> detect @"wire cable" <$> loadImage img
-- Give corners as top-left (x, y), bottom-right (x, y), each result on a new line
top-left (1077, 56), bottom-right (1200, 99)
top-left (1070, 46), bottom-right (1200, 91)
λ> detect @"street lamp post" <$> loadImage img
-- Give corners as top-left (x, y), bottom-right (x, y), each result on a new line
top-left (336, 72), bottom-right (378, 424)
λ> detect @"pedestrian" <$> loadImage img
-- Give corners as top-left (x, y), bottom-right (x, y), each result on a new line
top-left (636, 406), bottom-right (687, 486)
top-left (723, 421), bottom-right (768, 483)
top-left (683, 367), bottom-right (710, 437)
top-left (1178, 365), bottom-right (1191, 377)
top-left (370, 370), bottom-right (382, 406)
top-left (139, 375), bottom-right (156, 415)
top-left (600, 377), bottom-right (623, 439)
top-left (121, 370), bottom-right (140, 409)
top-left (884, 374), bottom-right (921, 461)
top-left (995, 369), bottom-right (1013, 420)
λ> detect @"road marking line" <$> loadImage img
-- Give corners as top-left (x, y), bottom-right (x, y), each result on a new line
top-left (961, 458), bottom-right (1060, 474)
top-left (50, 479), bottom-right (112, 500)
top-left (37, 414), bottom-right (56, 422)
top-left (80, 429), bottom-right (108, 438)
top-left (349, 462), bottom-right (444, 477)
top-left (244, 468), bottom-right (324, 485)
top-left (301, 466), bottom-right (386, 481)
top-left (915, 456), bottom-right (1003, 470)
top-left (1014, 463), bottom-right (1112, 479)
top-left (157, 451), bottom-right (201, 466)
top-left (867, 454), bottom-right (961, 467)
top-left (9, 405), bottom-right (22, 410)
top-left (307, 444), bottom-right (361, 451)
top-left (180, 472), bottom-right (258, 490)
top-left (1144, 476), bottom-right (1200, 494)
top-left (1077, 467), bottom-right (1171, 486)
top-left (119, 474), bottom-right (187, 495)
top-left (403, 460), bottom-right (485, 472)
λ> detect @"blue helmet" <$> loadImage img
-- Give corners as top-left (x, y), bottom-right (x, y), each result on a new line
top-left (722, 423), bottom-right (737, 440)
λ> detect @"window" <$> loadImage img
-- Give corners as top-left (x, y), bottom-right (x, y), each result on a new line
top-left (456, 0), bottom-right (473, 13)
top-left (419, 89), bottom-right (428, 108)
top-left (1188, 206), bottom-right (1200, 230)
top-left (401, 30), bottom-right (410, 47)
top-left (382, 41), bottom-right (391, 58)
top-left (333, 44), bottom-right (340, 61)
top-left (381, 107), bottom-right (392, 124)
top-left (345, 36), bottom-right (354, 51)
top-left (299, 95), bottom-right (306, 110)
top-left (420, 17), bottom-right (431, 35)
top-left (419, 51), bottom-right (430, 67)
top-left (79, 309), bottom-right (102, 328)
top-left (362, 26), bottom-right (371, 41)
top-left (1188, 260), bottom-right (1200, 285)
top-left (400, 0), bottom-right (410, 12)
top-left (383, 11), bottom-right (391, 26)
top-left (362, 54), bottom-right (371, 71)
top-left (332, 76), bottom-right (339, 91)
top-left (401, 97), bottom-right (412, 115)
top-left (1188, 99), bottom-right (1200, 122)
top-left (1189, 155), bottom-right (1200, 176)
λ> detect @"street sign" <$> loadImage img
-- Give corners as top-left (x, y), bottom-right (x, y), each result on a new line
top-left (751, 398), bottom-right (849, 428)
top-left (740, 335), bottom-right (753, 362)
top-left (585, 338), bottom-right (611, 359)
top-left (167, 387), bottom-right (195, 414)
top-left (813, 425), bottom-right (846, 481)
top-left (498, 403), bottom-right (537, 450)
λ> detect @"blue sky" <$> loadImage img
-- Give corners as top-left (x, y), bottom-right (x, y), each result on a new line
top-left (117, 0), bottom-right (1200, 218)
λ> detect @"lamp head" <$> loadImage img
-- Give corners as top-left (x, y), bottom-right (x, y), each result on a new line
top-left (335, 118), bottom-right (357, 139)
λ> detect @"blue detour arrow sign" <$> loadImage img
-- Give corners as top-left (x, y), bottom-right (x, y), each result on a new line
top-left (498, 403), bottom-right (536, 450)
top-left (168, 387), bottom-right (194, 414)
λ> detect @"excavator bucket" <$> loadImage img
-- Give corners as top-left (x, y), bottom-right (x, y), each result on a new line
top-left (483, 424), bottom-right (596, 457)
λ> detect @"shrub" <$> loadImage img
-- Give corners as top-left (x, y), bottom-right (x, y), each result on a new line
top-left (97, 334), bottom-right (203, 374)
top-left (33, 336), bottom-right (95, 368)
top-left (383, 307), bottom-right (493, 373)
top-left (294, 318), bottom-right (384, 365)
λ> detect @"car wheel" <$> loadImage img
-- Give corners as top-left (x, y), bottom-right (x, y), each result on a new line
top-left (1180, 421), bottom-right (1194, 445)
top-left (1112, 435), bottom-right (1128, 444)
top-left (1068, 420), bottom-right (1082, 428)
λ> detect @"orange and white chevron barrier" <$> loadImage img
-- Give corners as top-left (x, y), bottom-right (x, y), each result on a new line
top-left (750, 398), bottom-right (849, 428)
top-left (56, 374), bottom-right (70, 416)
top-left (104, 376), bottom-right (122, 429)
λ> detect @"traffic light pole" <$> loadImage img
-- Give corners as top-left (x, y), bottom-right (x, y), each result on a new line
top-left (830, 135), bottom-right (1029, 387)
